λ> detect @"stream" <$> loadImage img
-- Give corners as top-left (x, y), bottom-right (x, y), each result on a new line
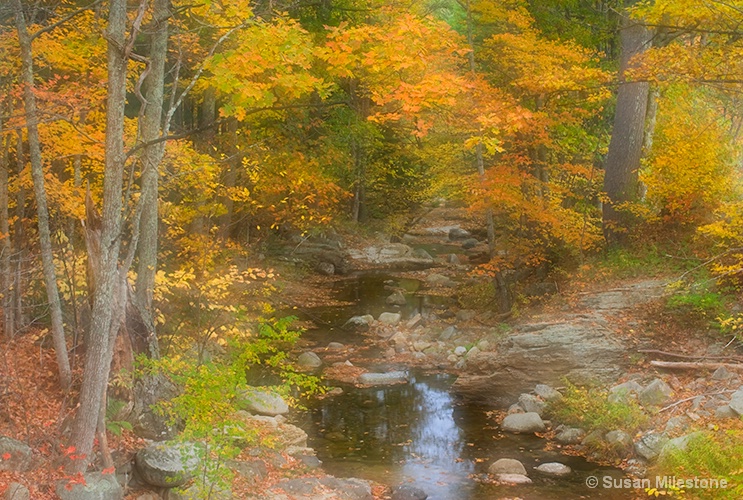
top-left (292, 270), bottom-right (631, 499)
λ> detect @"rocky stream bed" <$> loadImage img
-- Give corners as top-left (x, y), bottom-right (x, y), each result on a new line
top-left (4, 205), bottom-right (743, 500)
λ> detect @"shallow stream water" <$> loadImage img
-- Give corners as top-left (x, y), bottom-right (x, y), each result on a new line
top-left (293, 269), bottom-right (632, 499)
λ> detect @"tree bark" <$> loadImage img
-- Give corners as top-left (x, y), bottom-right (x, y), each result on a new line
top-left (135, 0), bottom-right (169, 357)
top-left (0, 107), bottom-right (12, 339)
top-left (13, 0), bottom-right (72, 391)
top-left (602, 10), bottom-right (651, 245)
top-left (67, 0), bottom-right (129, 473)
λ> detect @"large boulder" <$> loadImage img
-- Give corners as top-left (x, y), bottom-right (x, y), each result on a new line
top-left (518, 394), bottom-right (546, 416)
top-left (55, 472), bottom-right (123, 500)
top-left (635, 433), bottom-right (669, 461)
top-left (488, 458), bottom-right (526, 475)
top-left (236, 388), bottom-right (289, 416)
top-left (4, 483), bottom-right (30, 500)
top-left (347, 244), bottom-right (434, 270)
top-left (386, 291), bottom-right (407, 306)
top-left (297, 351), bottom-right (323, 369)
top-left (132, 373), bottom-right (180, 440)
top-left (658, 431), bottom-right (706, 462)
top-left (378, 312), bottom-right (402, 326)
top-left (639, 379), bottom-right (673, 407)
top-left (501, 412), bottom-right (546, 433)
top-left (0, 437), bottom-right (32, 472)
top-left (448, 227), bottom-right (471, 240)
top-left (343, 315), bottom-right (374, 331)
top-left (135, 441), bottom-right (202, 488)
top-left (453, 281), bottom-right (665, 404)
top-left (608, 380), bottom-right (643, 404)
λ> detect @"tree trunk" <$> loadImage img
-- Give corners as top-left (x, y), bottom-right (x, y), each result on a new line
top-left (67, 0), bottom-right (129, 473)
top-left (602, 11), bottom-right (651, 245)
top-left (0, 108), bottom-right (11, 340)
top-left (13, 0), bottom-right (72, 391)
top-left (135, 0), bottom-right (169, 357)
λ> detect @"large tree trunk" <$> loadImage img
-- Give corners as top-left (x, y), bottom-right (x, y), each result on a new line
top-left (602, 11), bottom-right (651, 245)
top-left (134, 0), bottom-right (169, 357)
top-left (67, 0), bottom-right (129, 473)
top-left (13, 0), bottom-right (72, 391)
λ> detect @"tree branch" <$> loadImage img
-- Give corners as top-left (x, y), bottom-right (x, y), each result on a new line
top-left (29, 0), bottom-right (104, 41)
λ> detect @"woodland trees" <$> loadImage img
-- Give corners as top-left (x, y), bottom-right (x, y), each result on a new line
top-left (0, 0), bottom-right (742, 477)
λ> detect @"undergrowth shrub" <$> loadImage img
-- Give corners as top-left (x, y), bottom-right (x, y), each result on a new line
top-left (654, 430), bottom-right (743, 499)
top-left (548, 382), bottom-right (649, 435)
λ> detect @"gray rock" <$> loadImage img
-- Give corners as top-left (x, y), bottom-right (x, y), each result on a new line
top-left (391, 484), bottom-right (428, 500)
top-left (665, 415), bottom-right (690, 434)
top-left (507, 403), bottom-right (525, 414)
top-left (639, 378), bottom-right (673, 407)
top-left (236, 388), bottom-right (289, 416)
top-left (298, 455), bottom-right (322, 469)
top-left (315, 262), bottom-right (335, 276)
top-left (715, 405), bottom-right (738, 419)
top-left (501, 412), bottom-right (546, 433)
top-left (625, 458), bottom-right (647, 478)
top-left (728, 388), bottom-right (743, 415)
top-left (343, 315), bottom-right (375, 331)
top-left (263, 476), bottom-right (375, 500)
top-left (518, 394), bottom-right (546, 416)
top-left (635, 433), bottom-right (669, 461)
top-left (358, 371), bottom-right (408, 385)
top-left (605, 430), bottom-right (634, 453)
top-left (135, 442), bottom-right (202, 488)
top-left (406, 314), bottom-right (422, 328)
top-left (456, 309), bottom-right (477, 321)
top-left (298, 351), bottom-right (323, 369)
top-left (327, 342), bottom-right (345, 350)
top-left (534, 384), bottom-right (562, 401)
top-left (454, 346), bottom-right (467, 356)
top-left (4, 483), bottom-right (29, 500)
top-left (494, 474), bottom-right (532, 485)
top-left (319, 477), bottom-right (373, 500)
top-left (608, 380), bottom-right (643, 404)
top-left (555, 427), bottom-right (585, 444)
top-left (447, 254), bottom-right (461, 265)
top-left (386, 290), bottom-right (407, 306)
top-left (0, 438), bottom-right (31, 473)
top-left (378, 312), bottom-right (402, 325)
top-left (581, 429), bottom-right (605, 448)
top-left (55, 472), bottom-right (123, 500)
top-left (412, 248), bottom-right (434, 260)
top-left (425, 273), bottom-right (455, 287)
top-left (439, 326), bottom-right (456, 341)
top-left (449, 227), bottom-right (472, 240)
top-left (712, 366), bottom-right (734, 380)
top-left (534, 462), bottom-right (572, 477)
top-left (461, 238), bottom-right (479, 249)
top-left (452, 319), bottom-right (629, 403)
top-left (488, 458), bottom-right (527, 475)
top-left (349, 243), bottom-right (433, 270)
top-left (659, 431), bottom-right (705, 461)
top-left (466, 346), bottom-right (481, 358)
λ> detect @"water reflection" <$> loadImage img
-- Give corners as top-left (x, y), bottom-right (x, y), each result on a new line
top-left (302, 372), bottom-right (630, 500)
